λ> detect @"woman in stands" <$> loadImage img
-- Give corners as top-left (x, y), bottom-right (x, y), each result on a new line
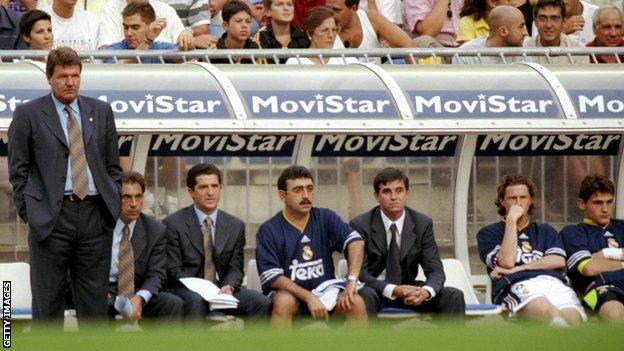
top-left (457, 0), bottom-right (512, 44)
top-left (254, 0), bottom-right (310, 63)
top-left (19, 9), bottom-right (54, 56)
top-left (285, 6), bottom-right (356, 64)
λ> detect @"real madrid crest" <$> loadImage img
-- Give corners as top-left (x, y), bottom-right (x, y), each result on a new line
top-left (520, 240), bottom-right (533, 253)
top-left (302, 245), bottom-right (313, 261)
top-left (607, 238), bottom-right (620, 248)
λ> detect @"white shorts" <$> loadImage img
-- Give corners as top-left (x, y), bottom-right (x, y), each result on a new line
top-left (503, 275), bottom-right (587, 321)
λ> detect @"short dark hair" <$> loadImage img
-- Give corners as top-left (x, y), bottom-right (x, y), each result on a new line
top-left (277, 165), bottom-right (314, 191)
top-left (222, 0), bottom-right (252, 23)
top-left (533, 0), bottom-right (566, 19)
top-left (373, 167), bottom-right (409, 193)
top-left (46, 46), bottom-right (81, 78)
top-left (121, 171), bottom-right (146, 193)
top-left (302, 6), bottom-right (339, 37)
top-left (495, 174), bottom-right (537, 217)
top-left (579, 173), bottom-right (615, 202)
top-left (344, 0), bottom-right (359, 8)
top-left (19, 9), bottom-right (51, 38)
top-left (122, 2), bottom-right (156, 23)
top-left (186, 163), bottom-right (222, 189)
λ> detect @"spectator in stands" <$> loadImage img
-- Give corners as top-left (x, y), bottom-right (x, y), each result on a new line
top-left (477, 174), bottom-right (586, 326)
top-left (97, 0), bottom-right (194, 50)
top-left (208, 0), bottom-right (226, 37)
top-left (285, 6), bottom-right (356, 64)
top-left (560, 0), bottom-right (595, 44)
top-left (19, 9), bottom-right (53, 50)
top-left (516, 0), bottom-right (536, 36)
top-left (256, 165), bottom-right (367, 327)
top-left (457, 0), bottom-right (512, 44)
top-left (43, 0), bottom-right (98, 50)
top-left (8, 0), bottom-right (35, 12)
top-left (293, 0), bottom-right (323, 28)
top-left (253, 0), bottom-right (309, 62)
top-left (207, 0), bottom-right (263, 63)
top-left (107, 171), bottom-right (184, 322)
top-left (358, 0), bottom-right (402, 27)
top-left (161, 0), bottom-right (215, 48)
top-left (586, 5), bottom-right (623, 63)
top-left (104, 2), bottom-right (179, 63)
top-left (524, 0), bottom-right (589, 63)
top-left (327, 0), bottom-right (413, 50)
top-left (164, 163), bottom-right (271, 320)
top-left (402, 0), bottom-right (463, 47)
top-left (350, 168), bottom-right (465, 316)
top-left (453, 5), bottom-right (528, 64)
top-left (560, 174), bottom-right (624, 322)
top-left (0, 2), bottom-right (27, 49)
top-left (37, 0), bottom-right (107, 20)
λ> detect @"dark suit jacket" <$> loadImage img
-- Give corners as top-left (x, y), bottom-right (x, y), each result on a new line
top-left (8, 94), bottom-right (122, 241)
top-left (350, 206), bottom-right (445, 296)
top-left (164, 205), bottom-right (245, 290)
top-left (127, 214), bottom-right (168, 296)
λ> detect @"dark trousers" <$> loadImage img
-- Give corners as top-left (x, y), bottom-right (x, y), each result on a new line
top-left (107, 292), bottom-right (184, 320)
top-left (359, 285), bottom-right (466, 316)
top-left (169, 287), bottom-right (272, 319)
top-left (29, 196), bottom-right (113, 323)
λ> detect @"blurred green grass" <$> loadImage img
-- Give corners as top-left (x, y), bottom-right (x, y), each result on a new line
top-left (7, 318), bottom-right (622, 351)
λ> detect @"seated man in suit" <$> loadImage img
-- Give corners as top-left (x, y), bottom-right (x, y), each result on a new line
top-left (350, 167), bottom-right (465, 315)
top-left (256, 165), bottom-right (367, 327)
top-left (108, 171), bottom-right (184, 321)
top-left (560, 174), bottom-right (624, 322)
top-left (477, 173), bottom-right (585, 326)
top-left (164, 163), bottom-right (271, 319)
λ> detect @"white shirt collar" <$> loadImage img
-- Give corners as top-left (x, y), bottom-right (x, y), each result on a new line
top-left (380, 208), bottom-right (405, 238)
top-left (114, 218), bottom-right (137, 239)
top-left (194, 206), bottom-right (218, 228)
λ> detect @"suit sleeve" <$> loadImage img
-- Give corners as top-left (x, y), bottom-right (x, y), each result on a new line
top-left (140, 221), bottom-right (167, 296)
top-left (560, 225), bottom-right (592, 271)
top-left (349, 218), bottom-right (388, 295)
top-left (256, 223), bottom-right (284, 291)
top-left (220, 221), bottom-right (245, 289)
top-left (418, 217), bottom-right (445, 294)
top-left (164, 217), bottom-right (189, 282)
top-left (104, 104), bottom-right (122, 192)
top-left (7, 106), bottom-right (31, 221)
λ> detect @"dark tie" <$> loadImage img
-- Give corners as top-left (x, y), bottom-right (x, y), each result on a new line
top-left (386, 223), bottom-right (401, 285)
top-left (65, 105), bottom-right (88, 199)
top-left (117, 225), bottom-right (135, 298)
top-left (203, 217), bottom-right (216, 282)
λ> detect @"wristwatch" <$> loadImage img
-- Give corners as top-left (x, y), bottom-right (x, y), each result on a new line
top-left (347, 275), bottom-right (358, 282)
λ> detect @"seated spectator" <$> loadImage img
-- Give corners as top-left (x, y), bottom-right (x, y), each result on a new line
top-left (162, 0), bottom-right (218, 48)
top-left (358, 0), bottom-right (403, 27)
top-left (286, 6), bottom-right (357, 64)
top-left (586, 5), bottom-right (623, 63)
top-left (561, 0), bottom-right (595, 44)
top-left (43, 0), bottom-right (98, 50)
top-left (1, 2), bottom-right (28, 49)
top-left (104, 2), bottom-right (179, 64)
top-left (37, 0), bottom-right (108, 19)
top-left (208, 0), bottom-right (226, 38)
top-left (207, 0), bottom-right (263, 63)
top-left (523, 0), bottom-right (589, 64)
top-left (457, 0), bottom-right (512, 44)
top-left (402, 0), bottom-right (463, 47)
top-left (254, 0), bottom-right (309, 62)
top-left (293, 0), bottom-right (323, 28)
top-left (453, 5), bottom-right (528, 64)
top-left (8, 0), bottom-right (35, 12)
top-left (560, 174), bottom-right (624, 322)
top-left (477, 174), bottom-right (586, 326)
top-left (98, 0), bottom-right (194, 50)
top-left (19, 9), bottom-right (53, 51)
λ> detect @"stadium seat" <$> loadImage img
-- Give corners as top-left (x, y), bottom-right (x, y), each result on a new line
top-left (246, 259), bottom-right (262, 293)
top-left (0, 262), bottom-right (32, 320)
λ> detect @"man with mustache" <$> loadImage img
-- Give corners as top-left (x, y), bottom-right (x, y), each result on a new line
top-left (256, 165), bottom-right (368, 327)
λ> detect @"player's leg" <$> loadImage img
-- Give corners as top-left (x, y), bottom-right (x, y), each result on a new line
top-left (271, 290), bottom-right (298, 327)
top-left (518, 296), bottom-right (561, 324)
top-left (598, 300), bottom-right (624, 322)
top-left (559, 307), bottom-right (583, 326)
top-left (333, 290), bottom-right (368, 327)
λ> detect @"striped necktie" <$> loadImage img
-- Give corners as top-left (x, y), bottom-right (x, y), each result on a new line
top-left (118, 225), bottom-right (135, 298)
top-left (65, 105), bottom-right (88, 199)
top-left (203, 217), bottom-right (216, 282)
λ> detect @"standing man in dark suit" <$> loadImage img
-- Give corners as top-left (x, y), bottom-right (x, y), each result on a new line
top-left (164, 163), bottom-right (271, 319)
top-left (108, 171), bottom-right (183, 321)
top-left (350, 167), bottom-right (465, 315)
top-left (8, 46), bottom-right (122, 322)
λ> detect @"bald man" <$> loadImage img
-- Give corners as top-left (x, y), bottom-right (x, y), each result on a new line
top-left (453, 5), bottom-right (528, 64)
top-left (586, 6), bottom-right (624, 63)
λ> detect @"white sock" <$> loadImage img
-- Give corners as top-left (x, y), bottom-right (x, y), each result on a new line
top-left (549, 316), bottom-right (569, 327)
